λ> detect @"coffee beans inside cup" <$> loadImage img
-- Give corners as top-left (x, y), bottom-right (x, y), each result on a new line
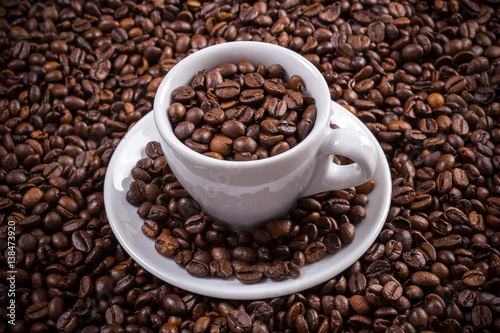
top-left (126, 140), bottom-right (375, 283)
top-left (167, 62), bottom-right (317, 161)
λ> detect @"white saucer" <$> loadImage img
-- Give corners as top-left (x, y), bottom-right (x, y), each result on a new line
top-left (104, 101), bottom-right (391, 300)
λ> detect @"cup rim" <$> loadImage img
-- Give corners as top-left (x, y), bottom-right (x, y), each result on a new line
top-left (153, 41), bottom-right (331, 167)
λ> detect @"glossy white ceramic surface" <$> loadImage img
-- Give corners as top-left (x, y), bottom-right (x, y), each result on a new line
top-left (153, 42), bottom-right (378, 229)
top-left (104, 102), bottom-right (391, 300)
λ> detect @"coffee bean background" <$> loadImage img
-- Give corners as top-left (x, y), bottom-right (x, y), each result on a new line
top-left (1, 0), bottom-right (500, 332)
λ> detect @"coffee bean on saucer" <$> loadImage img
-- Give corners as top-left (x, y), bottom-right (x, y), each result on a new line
top-left (155, 233), bottom-right (179, 257)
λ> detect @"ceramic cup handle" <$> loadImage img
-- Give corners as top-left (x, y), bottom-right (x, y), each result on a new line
top-left (302, 109), bottom-right (378, 197)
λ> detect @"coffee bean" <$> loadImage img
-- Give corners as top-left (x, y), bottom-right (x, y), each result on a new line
top-left (162, 294), bottom-right (187, 316)
top-left (244, 72), bottom-right (265, 88)
top-left (401, 44), bottom-right (424, 62)
top-left (240, 89), bottom-right (265, 105)
top-left (71, 230), bottom-right (93, 253)
top-left (90, 58), bottom-right (111, 81)
top-left (56, 310), bottom-right (78, 332)
top-left (346, 272), bottom-right (365, 295)
top-left (105, 304), bottom-right (125, 325)
top-left (155, 233), bottom-right (179, 257)
top-left (304, 242), bottom-right (327, 263)
top-left (232, 246), bottom-right (258, 264)
top-left (145, 141), bottom-right (163, 159)
top-left (168, 103), bottom-right (186, 124)
top-left (215, 81), bottom-right (240, 100)
top-left (141, 220), bottom-right (160, 238)
top-left (263, 79), bottom-right (286, 97)
top-left (233, 137), bottom-right (257, 153)
top-left (215, 63), bottom-right (238, 77)
top-left (392, 186), bottom-right (416, 205)
top-left (410, 271), bottom-right (440, 287)
top-left (265, 219), bottom-right (292, 239)
top-left (462, 270), bottom-right (486, 288)
top-left (209, 259), bottom-right (233, 279)
top-left (174, 121), bottom-right (195, 140)
top-left (486, 196), bottom-right (500, 215)
top-left (185, 259), bottom-right (209, 277)
top-left (26, 302), bottom-right (48, 320)
top-left (382, 281), bottom-right (403, 301)
top-left (338, 222), bottom-right (356, 245)
top-left (210, 135), bottom-right (233, 156)
top-left (221, 120), bottom-right (246, 139)
top-left (172, 85), bottom-right (195, 102)
top-left (227, 310), bottom-right (252, 333)
top-left (472, 304), bottom-right (492, 327)
top-left (234, 266), bottom-right (262, 284)
top-left (48, 296), bottom-right (66, 320)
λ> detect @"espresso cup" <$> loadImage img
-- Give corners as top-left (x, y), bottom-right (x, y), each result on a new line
top-left (153, 41), bottom-right (378, 230)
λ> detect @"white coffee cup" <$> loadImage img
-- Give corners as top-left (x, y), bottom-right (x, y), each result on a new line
top-left (153, 42), bottom-right (378, 230)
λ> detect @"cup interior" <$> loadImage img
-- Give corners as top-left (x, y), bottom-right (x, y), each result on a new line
top-left (153, 41), bottom-right (331, 165)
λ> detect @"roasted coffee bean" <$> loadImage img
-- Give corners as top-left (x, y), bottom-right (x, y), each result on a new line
top-left (304, 242), bottom-right (327, 263)
top-left (345, 271), bottom-right (366, 295)
top-left (174, 121), bottom-right (195, 141)
top-left (240, 89), bottom-right (265, 105)
top-left (221, 120), bottom-right (246, 139)
top-left (235, 266), bottom-right (263, 284)
top-left (185, 259), bottom-right (209, 277)
top-left (383, 281), bottom-right (403, 301)
top-left (323, 198), bottom-right (350, 214)
top-left (392, 186), bottom-right (416, 205)
top-left (145, 141), bottom-right (163, 159)
top-left (71, 230), bottom-right (93, 253)
top-left (462, 270), bottom-right (486, 287)
top-left (338, 222), bottom-right (356, 245)
top-left (105, 304), bottom-right (125, 325)
top-left (410, 271), bottom-right (440, 287)
top-left (210, 259), bottom-right (233, 279)
top-left (168, 103), bottom-right (186, 124)
top-left (203, 108), bottom-right (225, 126)
top-left (161, 294), bottom-right (187, 316)
top-left (172, 85), bottom-right (195, 102)
top-left (210, 135), bottom-right (233, 156)
top-left (90, 58), bottom-right (111, 81)
top-left (141, 220), bottom-right (160, 238)
top-left (227, 310), bottom-right (252, 333)
top-left (215, 81), bottom-right (240, 101)
top-left (244, 72), bottom-right (265, 88)
top-left (56, 310), bottom-right (78, 332)
top-left (267, 98), bottom-right (288, 118)
top-left (155, 233), bottom-right (179, 257)
top-left (26, 302), bottom-right (48, 320)
top-left (471, 304), bottom-right (492, 328)
top-left (232, 246), bottom-right (258, 264)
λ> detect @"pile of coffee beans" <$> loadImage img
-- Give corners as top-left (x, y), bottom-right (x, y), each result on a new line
top-left (168, 62), bottom-right (316, 160)
top-left (1, 0), bottom-right (500, 332)
top-left (126, 140), bottom-right (372, 283)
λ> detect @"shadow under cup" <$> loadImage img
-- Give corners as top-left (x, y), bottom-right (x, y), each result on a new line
top-left (153, 42), bottom-right (333, 230)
